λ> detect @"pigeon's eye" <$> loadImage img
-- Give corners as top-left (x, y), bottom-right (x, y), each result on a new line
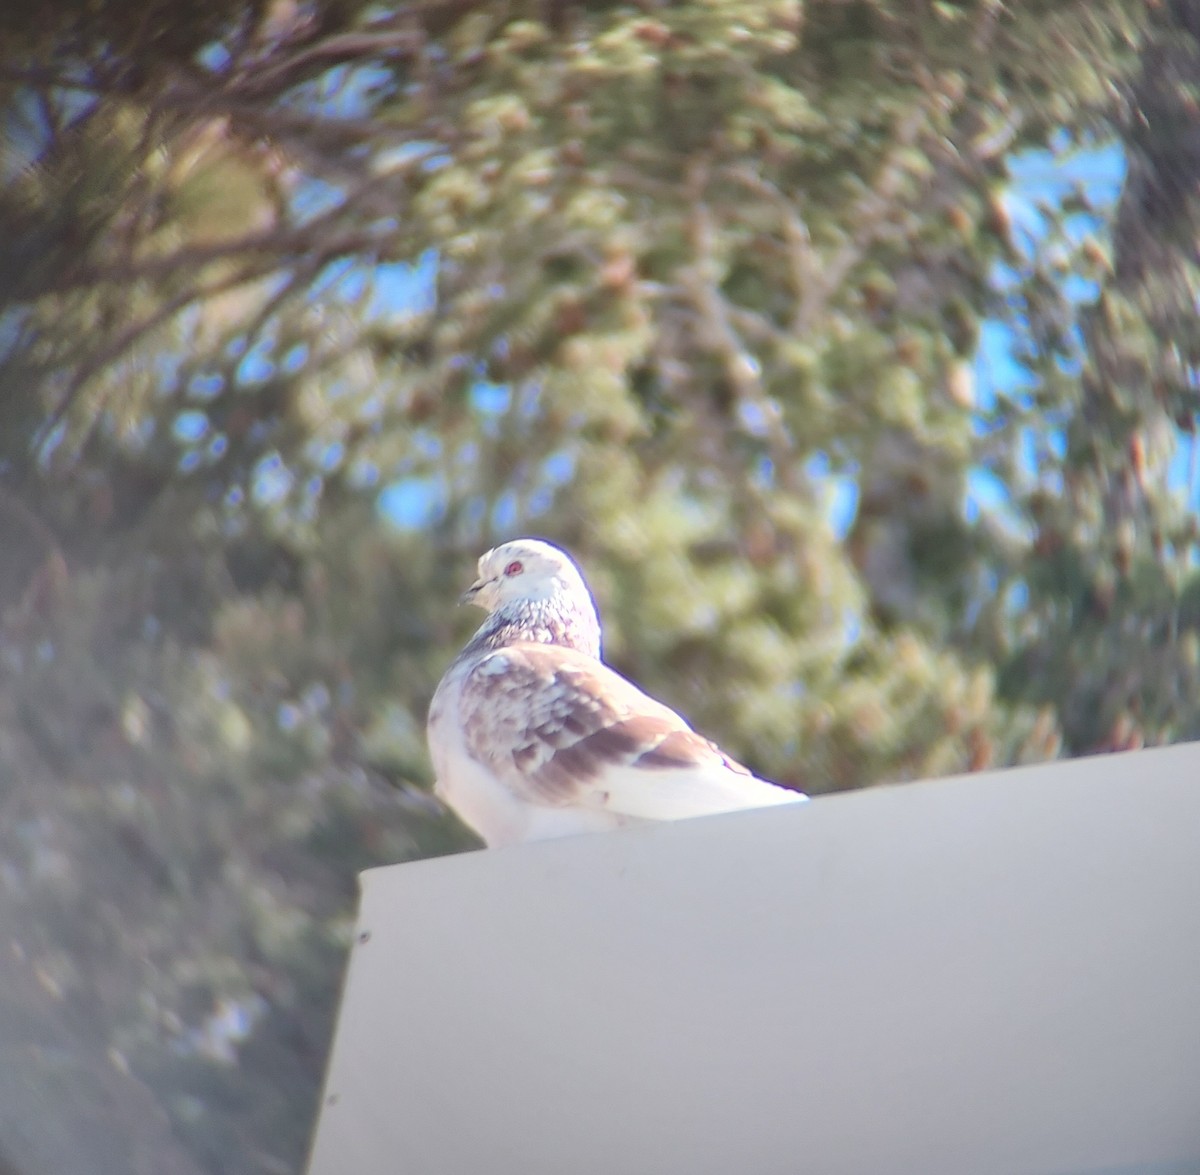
top-left (504, 560), bottom-right (524, 577)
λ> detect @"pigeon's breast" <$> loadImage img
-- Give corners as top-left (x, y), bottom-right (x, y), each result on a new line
top-left (428, 658), bottom-right (532, 845)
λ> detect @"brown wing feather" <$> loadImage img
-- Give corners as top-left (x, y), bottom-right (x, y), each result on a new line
top-left (459, 643), bottom-right (746, 807)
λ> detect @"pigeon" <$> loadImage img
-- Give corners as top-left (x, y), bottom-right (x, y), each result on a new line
top-left (427, 538), bottom-right (807, 847)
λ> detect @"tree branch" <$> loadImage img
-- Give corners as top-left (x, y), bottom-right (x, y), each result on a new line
top-left (682, 158), bottom-right (797, 474)
top-left (794, 100), bottom-right (930, 334)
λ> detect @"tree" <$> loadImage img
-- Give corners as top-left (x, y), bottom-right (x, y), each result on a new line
top-left (0, 1), bottom-right (1194, 1170)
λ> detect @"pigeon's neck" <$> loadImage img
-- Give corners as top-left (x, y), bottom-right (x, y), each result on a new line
top-left (464, 594), bottom-right (602, 660)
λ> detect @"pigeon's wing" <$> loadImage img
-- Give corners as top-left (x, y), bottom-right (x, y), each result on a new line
top-left (458, 642), bottom-right (804, 820)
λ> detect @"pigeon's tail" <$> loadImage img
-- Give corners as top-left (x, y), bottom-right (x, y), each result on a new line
top-left (587, 762), bottom-right (808, 823)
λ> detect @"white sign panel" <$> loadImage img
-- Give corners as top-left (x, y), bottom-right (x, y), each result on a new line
top-left (308, 744), bottom-right (1200, 1175)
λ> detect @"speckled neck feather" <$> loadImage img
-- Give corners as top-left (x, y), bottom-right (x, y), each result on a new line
top-left (461, 593), bottom-right (602, 661)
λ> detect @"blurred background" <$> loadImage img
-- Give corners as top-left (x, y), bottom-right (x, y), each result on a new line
top-left (1, 1), bottom-right (1197, 1171)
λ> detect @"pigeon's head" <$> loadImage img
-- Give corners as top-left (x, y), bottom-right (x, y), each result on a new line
top-left (462, 538), bottom-right (592, 613)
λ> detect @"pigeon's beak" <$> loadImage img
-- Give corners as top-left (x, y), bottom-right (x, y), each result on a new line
top-left (459, 579), bottom-right (485, 606)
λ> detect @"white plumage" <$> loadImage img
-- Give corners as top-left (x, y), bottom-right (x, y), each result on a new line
top-left (427, 538), bottom-right (807, 847)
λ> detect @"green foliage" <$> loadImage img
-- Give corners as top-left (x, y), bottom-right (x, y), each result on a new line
top-left (0, 0), bottom-right (1197, 1170)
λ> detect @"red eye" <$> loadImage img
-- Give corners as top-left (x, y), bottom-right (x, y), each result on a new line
top-left (504, 560), bottom-right (524, 576)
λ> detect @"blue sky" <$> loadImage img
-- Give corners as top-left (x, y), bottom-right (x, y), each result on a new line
top-left (962, 139), bottom-right (1129, 536)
